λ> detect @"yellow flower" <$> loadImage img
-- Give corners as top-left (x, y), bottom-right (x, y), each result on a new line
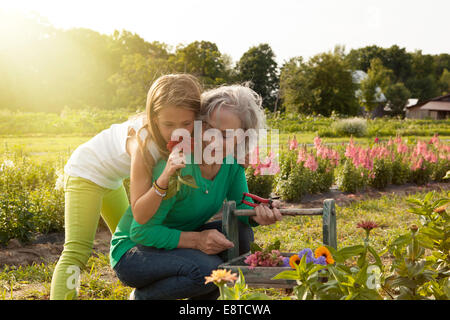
top-left (314, 246), bottom-right (335, 265)
top-left (289, 254), bottom-right (301, 269)
top-left (204, 269), bottom-right (238, 285)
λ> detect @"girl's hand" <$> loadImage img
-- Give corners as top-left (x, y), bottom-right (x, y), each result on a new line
top-left (159, 146), bottom-right (186, 186)
top-left (251, 201), bottom-right (283, 226)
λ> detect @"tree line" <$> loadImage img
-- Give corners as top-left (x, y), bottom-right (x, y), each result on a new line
top-left (1, 10), bottom-right (449, 116)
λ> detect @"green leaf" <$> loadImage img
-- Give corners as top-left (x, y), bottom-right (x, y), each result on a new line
top-left (424, 191), bottom-right (434, 204)
top-left (272, 270), bottom-right (299, 281)
top-left (337, 245), bottom-right (365, 259)
top-left (250, 242), bottom-right (262, 253)
top-left (367, 246), bottom-right (383, 268)
top-left (164, 179), bottom-right (178, 200)
top-left (177, 174), bottom-right (199, 189)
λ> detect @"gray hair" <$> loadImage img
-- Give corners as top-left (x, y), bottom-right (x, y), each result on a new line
top-left (199, 84), bottom-right (267, 131)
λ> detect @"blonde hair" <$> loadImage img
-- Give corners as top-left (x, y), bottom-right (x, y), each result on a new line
top-left (134, 74), bottom-right (202, 172)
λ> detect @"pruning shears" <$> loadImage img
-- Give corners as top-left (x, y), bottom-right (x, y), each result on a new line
top-left (241, 192), bottom-right (274, 209)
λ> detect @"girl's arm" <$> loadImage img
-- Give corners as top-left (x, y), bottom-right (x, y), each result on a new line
top-left (127, 134), bottom-right (184, 225)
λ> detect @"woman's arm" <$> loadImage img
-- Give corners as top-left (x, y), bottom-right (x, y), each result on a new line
top-left (129, 211), bottom-right (233, 254)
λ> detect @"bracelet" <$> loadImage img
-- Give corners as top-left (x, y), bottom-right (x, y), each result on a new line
top-left (152, 181), bottom-right (166, 194)
top-left (153, 186), bottom-right (166, 198)
top-left (154, 179), bottom-right (168, 191)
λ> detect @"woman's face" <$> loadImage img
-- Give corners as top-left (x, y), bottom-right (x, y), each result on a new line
top-left (155, 106), bottom-right (196, 144)
top-left (203, 108), bottom-right (242, 159)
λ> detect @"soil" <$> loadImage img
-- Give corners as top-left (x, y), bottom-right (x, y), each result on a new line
top-left (1, 182), bottom-right (448, 268)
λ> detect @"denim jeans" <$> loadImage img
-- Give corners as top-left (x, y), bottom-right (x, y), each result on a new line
top-left (113, 220), bottom-right (254, 300)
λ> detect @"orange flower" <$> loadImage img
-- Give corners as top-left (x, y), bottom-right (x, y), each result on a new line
top-left (289, 254), bottom-right (301, 269)
top-left (204, 269), bottom-right (238, 285)
top-left (314, 246), bottom-right (335, 265)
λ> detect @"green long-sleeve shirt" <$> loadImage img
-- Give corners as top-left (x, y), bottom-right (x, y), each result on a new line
top-left (109, 154), bottom-right (257, 268)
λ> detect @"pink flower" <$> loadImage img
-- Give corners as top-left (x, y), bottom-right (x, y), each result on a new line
top-left (304, 153), bottom-right (318, 172)
top-left (289, 136), bottom-right (298, 150)
top-left (297, 147), bottom-right (307, 163)
top-left (374, 137), bottom-right (379, 144)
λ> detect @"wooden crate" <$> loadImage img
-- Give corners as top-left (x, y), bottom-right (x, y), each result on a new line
top-left (219, 252), bottom-right (297, 288)
top-left (218, 199), bottom-right (336, 288)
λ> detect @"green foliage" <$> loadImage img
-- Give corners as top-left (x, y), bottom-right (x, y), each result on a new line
top-left (391, 157), bottom-right (410, 185)
top-left (369, 158), bottom-right (393, 190)
top-left (170, 41), bottom-right (230, 87)
top-left (384, 191), bottom-right (450, 299)
top-left (280, 46), bottom-right (359, 116)
top-left (0, 156), bottom-right (65, 245)
top-left (409, 165), bottom-right (432, 186)
top-left (384, 82), bottom-right (411, 117)
top-left (359, 58), bottom-right (393, 113)
top-left (236, 43), bottom-right (279, 110)
top-left (275, 163), bottom-right (312, 202)
top-left (335, 159), bottom-right (366, 193)
top-left (218, 269), bottom-right (271, 300)
top-left (245, 167), bottom-right (275, 199)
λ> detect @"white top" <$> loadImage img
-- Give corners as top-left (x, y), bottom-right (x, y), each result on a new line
top-left (64, 116), bottom-right (161, 190)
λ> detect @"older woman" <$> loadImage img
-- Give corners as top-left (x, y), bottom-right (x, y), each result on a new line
top-left (109, 85), bottom-right (282, 300)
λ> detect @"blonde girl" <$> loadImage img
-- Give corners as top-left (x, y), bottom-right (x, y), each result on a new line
top-left (50, 74), bottom-right (202, 300)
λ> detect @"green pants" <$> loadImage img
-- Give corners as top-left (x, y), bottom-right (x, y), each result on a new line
top-left (50, 174), bottom-right (129, 300)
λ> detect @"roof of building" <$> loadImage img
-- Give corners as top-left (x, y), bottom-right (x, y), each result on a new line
top-left (420, 101), bottom-right (450, 111)
top-left (406, 93), bottom-right (450, 109)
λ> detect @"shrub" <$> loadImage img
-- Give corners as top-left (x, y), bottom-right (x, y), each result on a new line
top-left (335, 159), bottom-right (366, 193)
top-left (391, 157), bottom-right (410, 185)
top-left (369, 158), bottom-right (393, 190)
top-left (245, 167), bottom-right (275, 199)
top-left (332, 117), bottom-right (367, 137)
top-left (430, 159), bottom-right (450, 182)
top-left (409, 165), bottom-right (432, 186)
top-left (275, 164), bottom-right (312, 202)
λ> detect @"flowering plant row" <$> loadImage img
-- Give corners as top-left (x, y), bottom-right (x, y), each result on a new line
top-left (246, 134), bottom-right (450, 200)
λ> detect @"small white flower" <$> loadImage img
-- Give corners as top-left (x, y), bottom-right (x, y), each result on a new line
top-left (55, 169), bottom-right (64, 191)
top-left (1, 159), bottom-right (15, 172)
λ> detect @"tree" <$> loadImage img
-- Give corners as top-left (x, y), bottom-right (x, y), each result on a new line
top-left (280, 46), bottom-right (359, 116)
top-left (169, 41), bottom-right (228, 86)
top-left (385, 82), bottom-right (411, 117)
top-left (406, 51), bottom-right (439, 101)
top-left (439, 69), bottom-right (450, 95)
top-left (108, 53), bottom-right (170, 110)
top-left (359, 58), bottom-right (394, 114)
top-left (235, 44), bottom-right (279, 111)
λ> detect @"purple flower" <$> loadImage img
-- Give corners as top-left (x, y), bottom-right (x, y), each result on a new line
top-left (314, 256), bottom-right (327, 266)
top-left (282, 257), bottom-right (290, 267)
top-left (298, 248), bottom-right (314, 263)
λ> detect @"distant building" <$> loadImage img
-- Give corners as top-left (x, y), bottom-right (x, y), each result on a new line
top-left (405, 94), bottom-right (450, 119)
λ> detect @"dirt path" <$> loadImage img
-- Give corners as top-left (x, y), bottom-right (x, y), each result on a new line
top-left (1, 182), bottom-right (448, 268)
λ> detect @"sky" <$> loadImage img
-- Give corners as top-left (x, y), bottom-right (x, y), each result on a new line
top-left (1, 0), bottom-right (449, 65)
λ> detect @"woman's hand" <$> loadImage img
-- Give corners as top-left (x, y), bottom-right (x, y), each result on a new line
top-left (251, 200), bottom-right (283, 226)
top-left (196, 229), bottom-right (234, 255)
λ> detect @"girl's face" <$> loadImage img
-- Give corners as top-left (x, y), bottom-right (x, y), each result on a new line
top-left (155, 106), bottom-right (196, 144)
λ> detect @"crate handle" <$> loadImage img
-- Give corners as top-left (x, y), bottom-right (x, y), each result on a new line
top-left (221, 199), bottom-right (337, 262)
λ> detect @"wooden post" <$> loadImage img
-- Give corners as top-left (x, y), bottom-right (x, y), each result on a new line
top-left (322, 199), bottom-right (337, 249)
top-left (222, 201), bottom-right (239, 262)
